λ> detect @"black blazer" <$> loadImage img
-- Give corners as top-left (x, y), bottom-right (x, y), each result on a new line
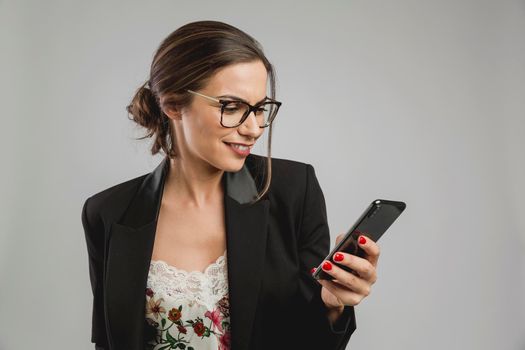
top-left (81, 153), bottom-right (357, 350)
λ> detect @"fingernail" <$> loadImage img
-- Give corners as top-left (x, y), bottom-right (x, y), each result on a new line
top-left (310, 267), bottom-right (316, 274)
top-left (322, 261), bottom-right (332, 271)
top-left (333, 253), bottom-right (344, 262)
top-left (359, 236), bottom-right (367, 245)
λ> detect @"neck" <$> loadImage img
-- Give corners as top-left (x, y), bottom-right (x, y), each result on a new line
top-left (165, 156), bottom-right (224, 209)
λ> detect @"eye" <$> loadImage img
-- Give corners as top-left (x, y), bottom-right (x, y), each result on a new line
top-left (222, 101), bottom-right (244, 113)
top-left (223, 106), bottom-right (241, 113)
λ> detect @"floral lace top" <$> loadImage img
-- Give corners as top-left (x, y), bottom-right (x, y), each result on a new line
top-left (145, 249), bottom-right (231, 350)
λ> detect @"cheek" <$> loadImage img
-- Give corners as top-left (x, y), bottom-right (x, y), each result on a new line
top-left (185, 110), bottom-right (212, 135)
top-left (186, 112), bottom-right (229, 149)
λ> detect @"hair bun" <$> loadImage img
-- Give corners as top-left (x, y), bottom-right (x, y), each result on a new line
top-left (126, 82), bottom-right (162, 131)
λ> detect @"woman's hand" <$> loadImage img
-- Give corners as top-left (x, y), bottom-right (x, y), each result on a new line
top-left (312, 233), bottom-right (380, 311)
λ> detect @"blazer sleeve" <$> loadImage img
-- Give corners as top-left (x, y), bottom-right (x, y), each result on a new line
top-left (297, 163), bottom-right (357, 349)
top-left (81, 197), bottom-right (110, 350)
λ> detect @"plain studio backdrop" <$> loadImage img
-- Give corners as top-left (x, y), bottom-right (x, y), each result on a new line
top-left (1, 0), bottom-right (524, 349)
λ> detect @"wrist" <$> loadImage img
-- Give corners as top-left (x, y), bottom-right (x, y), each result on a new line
top-left (326, 304), bottom-right (345, 324)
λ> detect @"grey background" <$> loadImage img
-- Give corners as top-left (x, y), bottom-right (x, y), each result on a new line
top-left (1, 0), bottom-right (524, 349)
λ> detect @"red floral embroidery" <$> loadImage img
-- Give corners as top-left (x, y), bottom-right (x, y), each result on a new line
top-left (177, 324), bottom-right (187, 334)
top-left (168, 308), bottom-right (181, 322)
top-left (219, 331), bottom-right (231, 350)
top-left (193, 321), bottom-right (206, 336)
top-left (145, 288), bottom-right (231, 350)
top-left (205, 309), bottom-right (224, 333)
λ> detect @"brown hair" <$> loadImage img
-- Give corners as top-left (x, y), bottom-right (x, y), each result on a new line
top-left (126, 20), bottom-right (278, 204)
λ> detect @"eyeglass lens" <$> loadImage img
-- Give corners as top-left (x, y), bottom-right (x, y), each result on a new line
top-left (221, 101), bottom-right (278, 127)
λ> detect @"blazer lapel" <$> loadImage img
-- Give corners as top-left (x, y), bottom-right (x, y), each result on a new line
top-left (104, 155), bottom-right (269, 350)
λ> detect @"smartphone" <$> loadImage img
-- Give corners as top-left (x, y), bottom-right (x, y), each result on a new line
top-left (312, 199), bottom-right (406, 280)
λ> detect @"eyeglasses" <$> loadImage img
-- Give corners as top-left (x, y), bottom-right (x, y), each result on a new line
top-left (186, 89), bottom-right (282, 128)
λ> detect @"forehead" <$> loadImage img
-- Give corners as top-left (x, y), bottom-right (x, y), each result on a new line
top-left (204, 60), bottom-right (268, 103)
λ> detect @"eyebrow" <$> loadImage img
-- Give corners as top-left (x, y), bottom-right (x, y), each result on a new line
top-left (217, 94), bottom-right (270, 105)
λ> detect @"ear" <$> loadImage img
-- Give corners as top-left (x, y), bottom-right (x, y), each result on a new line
top-left (162, 106), bottom-right (182, 121)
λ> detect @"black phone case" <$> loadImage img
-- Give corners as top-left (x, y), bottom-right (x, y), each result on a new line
top-left (312, 199), bottom-right (406, 280)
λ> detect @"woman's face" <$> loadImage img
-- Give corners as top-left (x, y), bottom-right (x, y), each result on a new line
top-left (170, 60), bottom-right (268, 173)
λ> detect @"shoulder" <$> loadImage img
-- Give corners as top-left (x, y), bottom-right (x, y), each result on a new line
top-left (248, 153), bottom-right (321, 202)
top-left (248, 153), bottom-right (313, 175)
top-left (82, 172), bottom-right (148, 225)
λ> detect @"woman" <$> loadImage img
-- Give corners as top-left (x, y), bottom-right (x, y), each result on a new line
top-left (81, 20), bottom-right (379, 350)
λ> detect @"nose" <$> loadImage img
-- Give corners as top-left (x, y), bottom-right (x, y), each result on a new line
top-left (238, 110), bottom-right (263, 138)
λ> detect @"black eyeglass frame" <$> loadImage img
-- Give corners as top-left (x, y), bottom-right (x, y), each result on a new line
top-left (186, 89), bottom-right (282, 128)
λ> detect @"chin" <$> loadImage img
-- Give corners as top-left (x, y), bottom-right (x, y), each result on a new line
top-left (221, 158), bottom-right (246, 173)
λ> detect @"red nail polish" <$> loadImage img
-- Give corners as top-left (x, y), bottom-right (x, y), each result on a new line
top-left (310, 267), bottom-right (316, 274)
top-left (359, 236), bottom-right (366, 245)
top-left (334, 253), bottom-right (344, 262)
top-left (322, 261), bottom-right (332, 271)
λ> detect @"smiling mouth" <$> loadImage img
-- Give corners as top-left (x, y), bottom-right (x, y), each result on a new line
top-left (224, 142), bottom-right (252, 155)
top-left (223, 142), bottom-right (254, 146)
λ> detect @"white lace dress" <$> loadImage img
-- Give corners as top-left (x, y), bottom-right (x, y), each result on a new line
top-left (145, 249), bottom-right (230, 350)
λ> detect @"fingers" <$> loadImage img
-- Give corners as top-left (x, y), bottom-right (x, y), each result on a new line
top-left (318, 260), bottom-right (374, 296)
top-left (329, 250), bottom-right (377, 283)
top-left (318, 278), bottom-right (363, 307)
top-left (321, 232), bottom-right (380, 289)
top-left (357, 235), bottom-right (380, 267)
top-left (334, 232), bottom-right (380, 268)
